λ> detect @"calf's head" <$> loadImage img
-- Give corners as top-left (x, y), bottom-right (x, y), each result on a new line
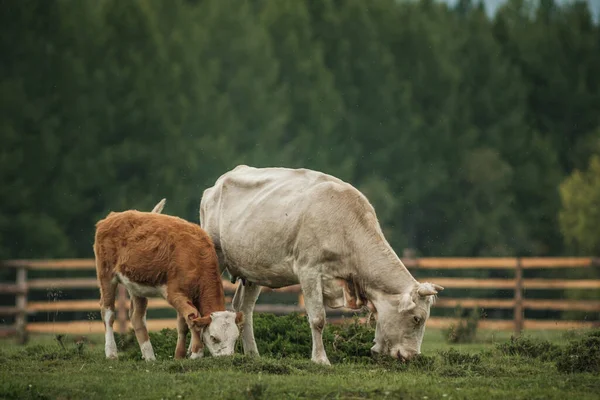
top-left (189, 311), bottom-right (244, 356)
top-left (370, 282), bottom-right (443, 361)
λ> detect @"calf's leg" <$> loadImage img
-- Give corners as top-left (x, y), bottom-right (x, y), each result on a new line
top-left (166, 289), bottom-right (204, 359)
top-left (98, 278), bottom-right (118, 359)
top-left (130, 296), bottom-right (155, 361)
top-left (233, 282), bottom-right (261, 356)
top-left (188, 328), bottom-right (204, 359)
top-left (298, 268), bottom-right (330, 365)
top-left (175, 313), bottom-right (189, 359)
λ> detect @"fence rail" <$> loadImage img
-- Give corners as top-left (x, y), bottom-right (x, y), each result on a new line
top-left (1, 257), bottom-right (599, 343)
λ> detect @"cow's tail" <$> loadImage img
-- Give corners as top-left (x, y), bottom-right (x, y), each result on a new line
top-left (151, 198), bottom-right (166, 214)
top-left (232, 284), bottom-right (244, 311)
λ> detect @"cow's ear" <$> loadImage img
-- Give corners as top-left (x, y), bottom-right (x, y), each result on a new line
top-left (235, 312), bottom-right (244, 327)
top-left (399, 293), bottom-right (416, 312)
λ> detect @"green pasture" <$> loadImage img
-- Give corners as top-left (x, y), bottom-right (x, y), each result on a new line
top-left (0, 314), bottom-right (598, 400)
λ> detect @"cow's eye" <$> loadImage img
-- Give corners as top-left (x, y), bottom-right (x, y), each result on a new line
top-left (210, 335), bottom-right (220, 343)
top-left (413, 316), bottom-right (421, 324)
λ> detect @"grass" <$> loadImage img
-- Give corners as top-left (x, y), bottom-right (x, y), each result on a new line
top-left (0, 314), bottom-right (598, 400)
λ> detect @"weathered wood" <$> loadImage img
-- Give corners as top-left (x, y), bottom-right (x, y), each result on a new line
top-left (15, 266), bottom-right (28, 344)
top-left (0, 283), bottom-right (27, 294)
top-left (523, 319), bottom-right (600, 330)
top-left (3, 257), bottom-right (595, 270)
top-left (417, 258), bottom-right (517, 269)
top-left (2, 259), bottom-right (96, 270)
top-left (24, 316), bottom-right (600, 334)
top-left (0, 306), bottom-right (21, 315)
top-left (523, 299), bottom-right (600, 311)
top-left (0, 327), bottom-right (18, 338)
top-left (435, 298), bottom-right (515, 309)
top-left (422, 318), bottom-right (516, 331)
top-left (427, 278), bottom-right (516, 289)
top-left (522, 279), bottom-right (600, 289)
top-left (514, 258), bottom-right (523, 335)
top-left (520, 257), bottom-right (592, 268)
top-left (28, 278), bottom-right (99, 290)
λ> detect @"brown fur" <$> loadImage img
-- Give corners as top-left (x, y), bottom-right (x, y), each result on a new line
top-left (94, 209), bottom-right (231, 359)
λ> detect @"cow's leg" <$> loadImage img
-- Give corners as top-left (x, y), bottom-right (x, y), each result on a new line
top-left (298, 271), bottom-right (330, 365)
top-left (175, 313), bottom-right (189, 359)
top-left (98, 277), bottom-right (118, 359)
top-left (130, 296), bottom-right (155, 361)
top-left (233, 282), bottom-right (261, 356)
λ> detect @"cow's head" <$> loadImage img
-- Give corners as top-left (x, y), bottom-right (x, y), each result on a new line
top-left (370, 282), bottom-right (443, 361)
top-left (188, 311), bottom-right (244, 356)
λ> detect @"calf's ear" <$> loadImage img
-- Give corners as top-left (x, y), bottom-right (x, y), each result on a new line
top-left (235, 312), bottom-right (245, 326)
top-left (191, 315), bottom-right (211, 328)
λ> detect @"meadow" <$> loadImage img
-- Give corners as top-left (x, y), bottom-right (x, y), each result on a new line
top-left (0, 314), bottom-right (598, 400)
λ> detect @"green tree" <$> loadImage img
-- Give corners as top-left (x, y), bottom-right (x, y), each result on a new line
top-left (255, 0), bottom-right (350, 177)
top-left (559, 154), bottom-right (600, 254)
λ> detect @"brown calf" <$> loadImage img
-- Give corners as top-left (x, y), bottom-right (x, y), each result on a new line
top-left (93, 199), bottom-right (243, 361)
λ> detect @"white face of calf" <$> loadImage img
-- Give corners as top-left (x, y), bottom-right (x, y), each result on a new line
top-left (370, 282), bottom-right (443, 361)
top-left (194, 311), bottom-right (244, 357)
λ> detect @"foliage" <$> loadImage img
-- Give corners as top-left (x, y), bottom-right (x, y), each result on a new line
top-left (443, 306), bottom-right (482, 343)
top-left (496, 335), bottom-right (562, 361)
top-left (556, 332), bottom-right (600, 374)
top-left (439, 348), bottom-right (481, 365)
top-left (1, 0), bottom-right (599, 260)
top-left (559, 154), bottom-right (600, 254)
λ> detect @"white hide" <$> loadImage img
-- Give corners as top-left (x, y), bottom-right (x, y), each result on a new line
top-left (202, 311), bottom-right (242, 357)
top-left (200, 165), bottom-right (443, 364)
top-left (140, 340), bottom-right (156, 361)
top-left (116, 273), bottom-right (167, 298)
top-left (103, 309), bottom-right (118, 359)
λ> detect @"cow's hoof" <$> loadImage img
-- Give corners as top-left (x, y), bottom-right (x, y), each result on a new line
top-left (144, 355), bottom-right (156, 362)
top-left (106, 353), bottom-right (118, 360)
top-left (190, 351), bottom-right (204, 360)
top-left (312, 357), bottom-right (331, 366)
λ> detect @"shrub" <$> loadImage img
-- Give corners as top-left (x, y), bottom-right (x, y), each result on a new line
top-left (251, 313), bottom-right (313, 359)
top-left (439, 348), bottom-right (481, 366)
top-left (443, 306), bottom-right (481, 344)
top-left (556, 334), bottom-right (600, 374)
top-left (254, 313), bottom-right (375, 363)
top-left (115, 328), bottom-right (179, 360)
top-left (496, 335), bottom-right (561, 361)
top-left (114, 313), bottom-right (376, 362)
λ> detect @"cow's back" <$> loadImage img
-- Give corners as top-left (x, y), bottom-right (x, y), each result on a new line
top-left (200, 165), bottom-right (348, 243)
top-left (200, 165), bottom-right (379, 287)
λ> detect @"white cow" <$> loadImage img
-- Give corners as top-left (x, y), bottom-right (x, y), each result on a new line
top-left (200, 165), bottom-right (443, 365)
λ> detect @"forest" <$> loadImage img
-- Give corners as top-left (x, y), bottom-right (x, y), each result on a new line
top-left (1, 0), bottom-right (599, 261)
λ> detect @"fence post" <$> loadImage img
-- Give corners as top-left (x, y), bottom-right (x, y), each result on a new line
top-left (514, 257), bottom-right (523, 335)
top-left (15, 266), bottom-right (28, 345)
top-left (298, 293), bottom-right (305, 309)
top-left (117, 285), bottom-right (128, 334)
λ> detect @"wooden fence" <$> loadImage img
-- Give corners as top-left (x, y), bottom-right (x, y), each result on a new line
top-left (1, 257), bottom-right (599, 344)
